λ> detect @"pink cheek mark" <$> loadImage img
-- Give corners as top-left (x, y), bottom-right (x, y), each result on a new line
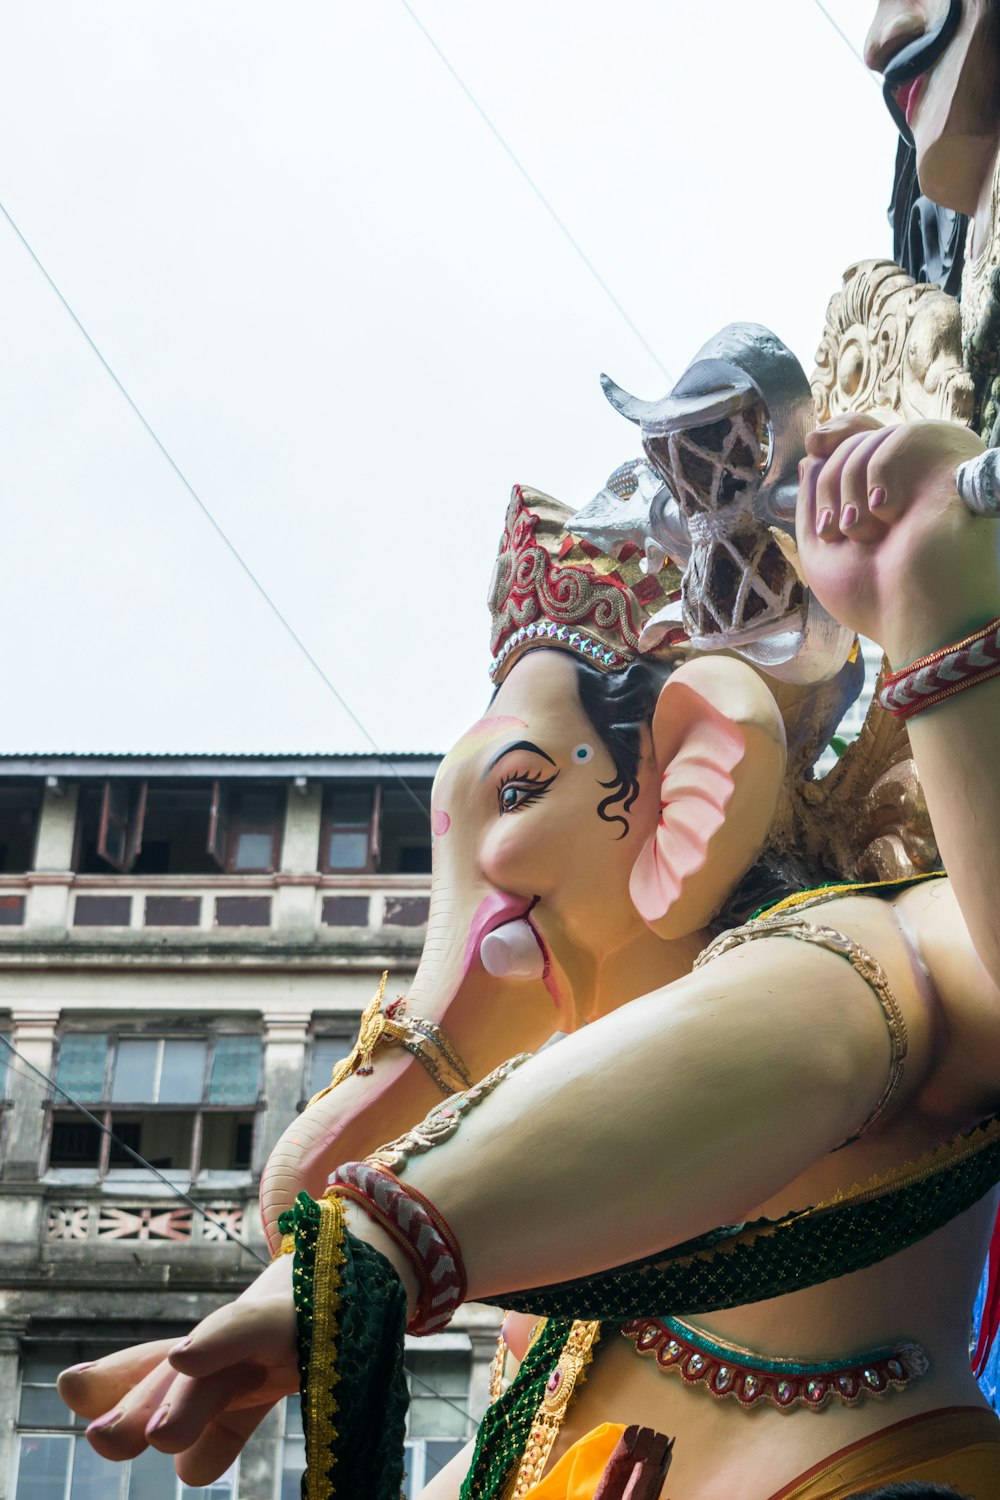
top-left (432, 808), bottom-right (451, 837)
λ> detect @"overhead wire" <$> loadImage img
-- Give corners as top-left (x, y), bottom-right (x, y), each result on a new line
top-left (810, 0), bottom-right (881, 79)
top-left (397, 0), bottom-right (672, 385)
top-left (0, 5), bottom-right (763, 1457)
top-left (0, 198), bottom-right (431, 827)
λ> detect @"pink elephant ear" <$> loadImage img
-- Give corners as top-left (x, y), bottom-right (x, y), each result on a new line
top-left (629, 679), bottom-right (747, 924)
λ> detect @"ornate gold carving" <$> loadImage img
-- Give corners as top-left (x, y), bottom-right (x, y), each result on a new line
top-left (771, 259), bottom-right (973, 883)
top-left (962, 150), bottom-right (1000, 360)
top-left (812, 259), bottom-right (973, 429)
top-left (778, 661), bottom-right (940, 883)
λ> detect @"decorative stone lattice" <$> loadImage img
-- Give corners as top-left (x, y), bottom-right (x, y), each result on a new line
top-left (46, 1203), bottom-right (245, 1243)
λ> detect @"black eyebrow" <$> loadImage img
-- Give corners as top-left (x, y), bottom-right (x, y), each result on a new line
top-left (484, 740), bottom-right (557, 777)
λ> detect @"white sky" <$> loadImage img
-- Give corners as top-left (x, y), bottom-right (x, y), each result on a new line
top-left (0, 0), bottom-right (897, 756)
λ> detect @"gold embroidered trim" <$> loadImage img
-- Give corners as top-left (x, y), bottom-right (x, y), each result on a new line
top-left (754, 873), bottom-right (943, 922)
top-left (508, 1320), bottom-right (602, 1498)
top-left (305, 1196), bottom-right (346, 1500)
top-left (488, 1334), bottom-right (508, 1404)
top-left (637, 1110), bottom-right (1000, 1280)
top-left (695, 917), bottom-right (908, 1145)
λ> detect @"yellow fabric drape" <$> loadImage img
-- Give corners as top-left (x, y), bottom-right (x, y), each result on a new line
top-left (522, 1423), bottom-right (626, 1499)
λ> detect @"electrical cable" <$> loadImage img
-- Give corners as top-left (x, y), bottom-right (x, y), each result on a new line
top-left (397, 0), bottom-right (672, 384)
top-left (0, 198), bottom-right (430, 827)
top-left (810, 0), bottom-right (880, 78)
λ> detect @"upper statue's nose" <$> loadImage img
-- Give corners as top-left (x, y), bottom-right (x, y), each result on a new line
top-left (864, 8), bottom-right (926, 73)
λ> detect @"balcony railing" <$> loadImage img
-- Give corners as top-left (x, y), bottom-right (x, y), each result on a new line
top-left (45, 1197), bottom-right (247, 1248)
top-left (0, 873), bottom-right (431, 937)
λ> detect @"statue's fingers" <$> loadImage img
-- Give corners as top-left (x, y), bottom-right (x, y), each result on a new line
top-left (804, 412), bottom-right (882, 459)
top-left (85, 1359), bottom-right (179, 1461)
top-left (173, 1401), bottom-right (276, 1487)
top-left (145, 1363), bottom-right (267, 1455)
top-left (169, 1294), bottom-right (295, 1381)
top-left (835, 428), bottom-right (898, 541)
top-left (814, 430), bottom-right (878, 535)
top-left (58, 1341), bottom-right (176, 1420)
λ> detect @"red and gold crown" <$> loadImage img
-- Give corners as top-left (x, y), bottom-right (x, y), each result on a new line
top-left (488, 482), bottom-right (684, 683)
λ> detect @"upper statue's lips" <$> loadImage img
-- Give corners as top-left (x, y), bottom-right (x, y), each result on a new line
top-left (881, 0), bottom-right (961, 145)
top-left (895, 74), bottom-right (926, 126)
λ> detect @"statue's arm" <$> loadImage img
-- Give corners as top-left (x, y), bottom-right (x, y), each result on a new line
top-left (390, 917), bottom-right (933, 1299)
top-left (897, 681), bottom-right (1000, 982)
top-left (65, 902), bottom-right (941, 1470)
top-left (797, 415), bottom-right (1000, 986)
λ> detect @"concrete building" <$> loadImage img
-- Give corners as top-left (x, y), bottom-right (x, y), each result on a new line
top-left (0, 754), bottom-right (500, 1500)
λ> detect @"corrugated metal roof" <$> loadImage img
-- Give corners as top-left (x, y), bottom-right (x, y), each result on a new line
top-left (0, 751), bottom-right (443, 779)
top-left (0, 750), bottom-right (442, 759)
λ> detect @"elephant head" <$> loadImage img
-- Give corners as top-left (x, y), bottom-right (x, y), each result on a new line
top-left (260, 487), bottom-right (787, 1247)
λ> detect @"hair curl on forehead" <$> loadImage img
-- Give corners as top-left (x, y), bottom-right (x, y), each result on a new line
top-left (570, 655), bottom-right (674, 838)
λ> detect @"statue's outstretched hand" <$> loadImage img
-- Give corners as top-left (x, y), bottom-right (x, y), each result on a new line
top-left (57, 1254), bottom-right (298, 1486)
top-left (797, 414), bottom-right (996, 664)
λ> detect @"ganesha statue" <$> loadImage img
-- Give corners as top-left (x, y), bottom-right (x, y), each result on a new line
top-left (56, 2), bottom-right (1000, 1496)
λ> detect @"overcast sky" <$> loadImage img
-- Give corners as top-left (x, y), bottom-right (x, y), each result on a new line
top-left (0, 0), bottom-right (896, 756)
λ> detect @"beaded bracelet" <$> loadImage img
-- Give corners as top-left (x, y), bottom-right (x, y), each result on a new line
top-left (878, 614), bottom-right (1000, 720)
top-left (327, 1160), bottom-right (466, 1336)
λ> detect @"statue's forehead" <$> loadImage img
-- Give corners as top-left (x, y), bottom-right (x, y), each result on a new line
top-left (436, 716), bottom-right (528, 779)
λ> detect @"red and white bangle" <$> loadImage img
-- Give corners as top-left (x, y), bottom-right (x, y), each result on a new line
top-left (878, 616), bottom-right (1000, 720)
top-left (327, 1160), bottom-right (466, 1336)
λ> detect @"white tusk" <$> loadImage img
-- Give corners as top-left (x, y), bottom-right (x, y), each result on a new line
top-left (479, 919), bottom-right (545, 980)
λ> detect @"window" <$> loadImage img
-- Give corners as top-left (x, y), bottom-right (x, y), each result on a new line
top-left (74, 780), bottom-right (283, 876)
top-left (402, 1348), bottom-right (472, 1496)
top-left (320, 780), bottom-right (433, 875)
top-left (50, 1031), bottom-right (261, 1178)
top-left (0, 782), bottom-right (42, 873)
top-left (13, 1340), bottom-right (238, 1499)
top-left (379, 783), bottom-right (433, 875)
top-left (321, 785), bottom-right (378, 872)
top-left (278, 1398), bottom-right (305, 1500)
top-left (209, 786), bottom-right (283, 873)
top-left (305, 1028), bottom-right (358, 1102)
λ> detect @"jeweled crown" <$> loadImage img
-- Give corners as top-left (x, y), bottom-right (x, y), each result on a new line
top-left (487, 481), bottom-right (684, 683)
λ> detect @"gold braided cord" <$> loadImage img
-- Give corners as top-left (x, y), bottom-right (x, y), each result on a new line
top-left (695, 917), bottom-right (908, 1145)
top-left (305, 1196), bottom-right (347, 1500)
top-left (306, 972), bottom-right (472, 1106)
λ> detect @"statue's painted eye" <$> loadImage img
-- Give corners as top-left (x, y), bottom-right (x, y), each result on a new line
top-left (496, 770), bottom-right (559, 816)
top-left (571, 744), bottom-right (594, 765)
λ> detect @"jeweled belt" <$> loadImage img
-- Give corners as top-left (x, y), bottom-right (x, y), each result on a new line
top-left (621, 1316), bottom-right (928, 1412)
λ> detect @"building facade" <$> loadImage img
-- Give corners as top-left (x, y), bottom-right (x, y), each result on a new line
top-left (0, 754), bottom-right (500, 1500)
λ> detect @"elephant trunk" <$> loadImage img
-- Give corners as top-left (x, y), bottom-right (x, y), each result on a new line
top-left (259, 875), bottom-right (555, 1249)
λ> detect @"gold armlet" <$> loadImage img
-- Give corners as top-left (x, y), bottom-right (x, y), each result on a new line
top-left (306, 971), bottom-right (472, 1107)
top-left (271, 1231), bottom-right (296, 1261)
top-left (400, 1017), bottom-right (473, 1096)
top-left (695, 916), bottom-right (908, 1147)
